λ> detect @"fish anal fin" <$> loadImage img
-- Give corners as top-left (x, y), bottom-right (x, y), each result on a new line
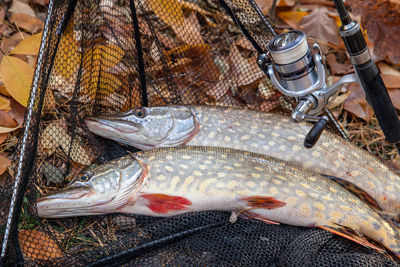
top-left (240, 210), bottom-right (280, 225)
top-left (241, 196), bottom-right (286, 209)
top-left (319, 224), bottom-right (385, 253)
top-left (141, 193), bottom-right (192, 214)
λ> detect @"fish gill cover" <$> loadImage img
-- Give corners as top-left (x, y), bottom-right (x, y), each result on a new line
top-left (0, 0), bottom-right (399, 266)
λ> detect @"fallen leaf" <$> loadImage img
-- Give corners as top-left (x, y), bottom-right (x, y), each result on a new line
top-left (19, 230), bottom-right (63, 261)
top-left (9, 99), bottom-right (25, 124)
top-left (10, 13), bottom-right (43, 33)
top-left (0, 55), bottom-right (34, 107)
top-left (82, 44), bottom-right (125, 72)
top-left (277, 0), bottom-right (296, 7)
top-left (40, 121), bottom-right (91, 165)
top-left (10, 0), bottom-right (36, 17)
top-left (11, 32), bottom-right (42, 55)
top-left (327, 91), bottom-right (351, 109)
top-left (145, 0), bottom-right (184, 27)
top-left (347, 0), bottom-right (400, 64)
top-left (343, 83), bottom-right (374, 121)
top-left (255, 0), bottom-right (274, 13)
top-left (42, 162), bottom-right (64, 184)
top-left (278, 10), bottom-right (309, 29)
top-left (0, 110), bottom-right (18, 128)
top-left (1, 32), bottom-right (28, 55)
top-left (228, 44), bottom-right (264, 86)
top-left (388, 89), bottom-right (400, 110)
top-left (0, 125), bottom-right (21, 133)
top-left (0, 96), bottom-right (10, 111)
top-left (54, 19), bottom-right (79, 80)
top-left (0, 154), bottom-right (11, 175)
top-left (299, 7), bottom-right (341, 45)
top-left (378, 62), bottom-right (400, 89)
top-left (326, 53), bottom-right (353, 75)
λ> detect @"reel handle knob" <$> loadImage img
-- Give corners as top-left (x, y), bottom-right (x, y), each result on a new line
top-left (304, 116), bottom-right (329, 148)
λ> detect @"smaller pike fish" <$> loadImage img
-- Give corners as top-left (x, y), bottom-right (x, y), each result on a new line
top-left (84, 105), bottom-right (400, 216)
top-left (37, 147), bottom-right (400, 259)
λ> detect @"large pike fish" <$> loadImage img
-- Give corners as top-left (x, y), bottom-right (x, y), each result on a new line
top-left (37, 147), bottom-right (400, 258)
top-left (84, 105), bottom-right (400, 215)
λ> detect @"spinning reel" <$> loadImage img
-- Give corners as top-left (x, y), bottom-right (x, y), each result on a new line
top-left (255, 0), bottom-right (400, 149)
top-left (257, 30), bottom-right (357, 148)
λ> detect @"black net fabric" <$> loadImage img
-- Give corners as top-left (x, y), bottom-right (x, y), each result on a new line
top-left (0, 0), bottom-right (399, 266)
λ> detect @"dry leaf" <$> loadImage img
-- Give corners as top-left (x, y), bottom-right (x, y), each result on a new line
top-left (228, 44), bottom-right (264, 86)
top-left (19, 230), bottom-right (63, 261)
top-left (0, 96), bottom-right (10, 111)
top-left (347, 0), bottom-right (400, 63)
top-left (10, 0), bottom-right (36, 17)
top-left (326, 53), bottom-right (353, 75)
top-left (327, 91), bottom-right (351, 109)
top-left (82, 44), bottom-right (125, 72)
top-left (1, 32), bottom-right (28, 55)
top-left (40, 121), bottom-right (91, 165)
top-left (0, 133), bottom-right (8, 145)
top-left (343, 83), bottom-right (374, 121)
top-left (277, 0), bottom-right (296, 7)
top-left (378, 62), bottom-right (400, 89)
top-left (11, 32), bottom-right (42, 55)
top-left (255, 0), bottom-right (274, 13)
top-left (54, 19), bottom-right (79, 80)
top-left (9, 99), bottom-right (25, 125)
top-left (0, 55), bottom-right (33, 107)
top-left (299, 7), bottom-right (341, 45)
top-left (0, 110), bottom-right (18, 128)
top-left (10, 13), bottom-right (43, 33)
top-left (0, 154), bottom-right (11, 175)
top-left (278, 10), bottom-right (309, 29)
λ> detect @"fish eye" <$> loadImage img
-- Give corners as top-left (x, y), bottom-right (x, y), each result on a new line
top-left (134, 108), bottom-right (147, 118)
top-left (79, 174), bottom-right (90, 182)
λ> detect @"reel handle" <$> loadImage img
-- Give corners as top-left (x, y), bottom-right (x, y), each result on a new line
top-left (304, 116), bottom-right (329, 148)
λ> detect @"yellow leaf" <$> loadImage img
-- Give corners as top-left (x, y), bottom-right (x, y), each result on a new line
top-left (19, 230), bottom-right (63, 261)
top-left (83, 44), bottom-right (125, 72)
top-left (0, 56), bottom-right (33, 107)
top-left (81, 71), bottom-right (121, 98)
top-left (10, 32), bottom-right (42, 55)
top-left (54, 19), bottom-right (79, 80)
top-left (145, 0), bottom-right (184, 26)
top-left (0, 95), bottom-right (11, 111)
top-left (278, 10), bottom-right (309, 29)
top-left (0, 153), bottom-right (10, 175)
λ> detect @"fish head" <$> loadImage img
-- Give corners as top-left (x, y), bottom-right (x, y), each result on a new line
top-left (85, 106), bottom-right (199, 150)
top-left (37, 155), bottom-right (146, 218)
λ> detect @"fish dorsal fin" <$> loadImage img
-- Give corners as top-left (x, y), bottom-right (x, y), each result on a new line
top-left (319, 224), bottom-right (385, 253)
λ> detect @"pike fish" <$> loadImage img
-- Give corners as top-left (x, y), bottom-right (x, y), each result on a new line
top-left (84, 105), bottom-right (400, 215)
top-left (37, 147), bottom-right (400, 258)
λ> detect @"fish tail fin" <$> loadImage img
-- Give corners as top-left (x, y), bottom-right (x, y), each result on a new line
top-left (319, 224), bottom-right (385, 253)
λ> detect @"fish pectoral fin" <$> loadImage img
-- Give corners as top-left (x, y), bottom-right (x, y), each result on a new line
top-left (241, 196), bottom-right (286, 209)
top-left (319, 224), bottom-right (385, 253)
top-left (239, 210), bottom-right (280, 225)
top-left (140, 193), bottom-right (192, 214)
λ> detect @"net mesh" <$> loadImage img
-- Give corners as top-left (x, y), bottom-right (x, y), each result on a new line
top-left (0, 0), bottom-right (399, 265)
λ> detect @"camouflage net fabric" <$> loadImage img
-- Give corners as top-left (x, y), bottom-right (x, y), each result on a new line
top-left (0, 0), bottom-right (399, 265)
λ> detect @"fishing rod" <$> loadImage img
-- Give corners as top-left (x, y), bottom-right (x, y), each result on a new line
top-left (254, 0), bottom-right (400, 149)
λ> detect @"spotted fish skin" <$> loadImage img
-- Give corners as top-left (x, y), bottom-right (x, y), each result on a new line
top-left (85, 105), bottom-right (400, 214)
top-left (37, 147), bottom-right (400, 258)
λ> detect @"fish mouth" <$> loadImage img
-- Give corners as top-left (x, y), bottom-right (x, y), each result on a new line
top-left (85, 117), bottom-right (140, 134)
top-left (37, 187), bottom-right (98, 218)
